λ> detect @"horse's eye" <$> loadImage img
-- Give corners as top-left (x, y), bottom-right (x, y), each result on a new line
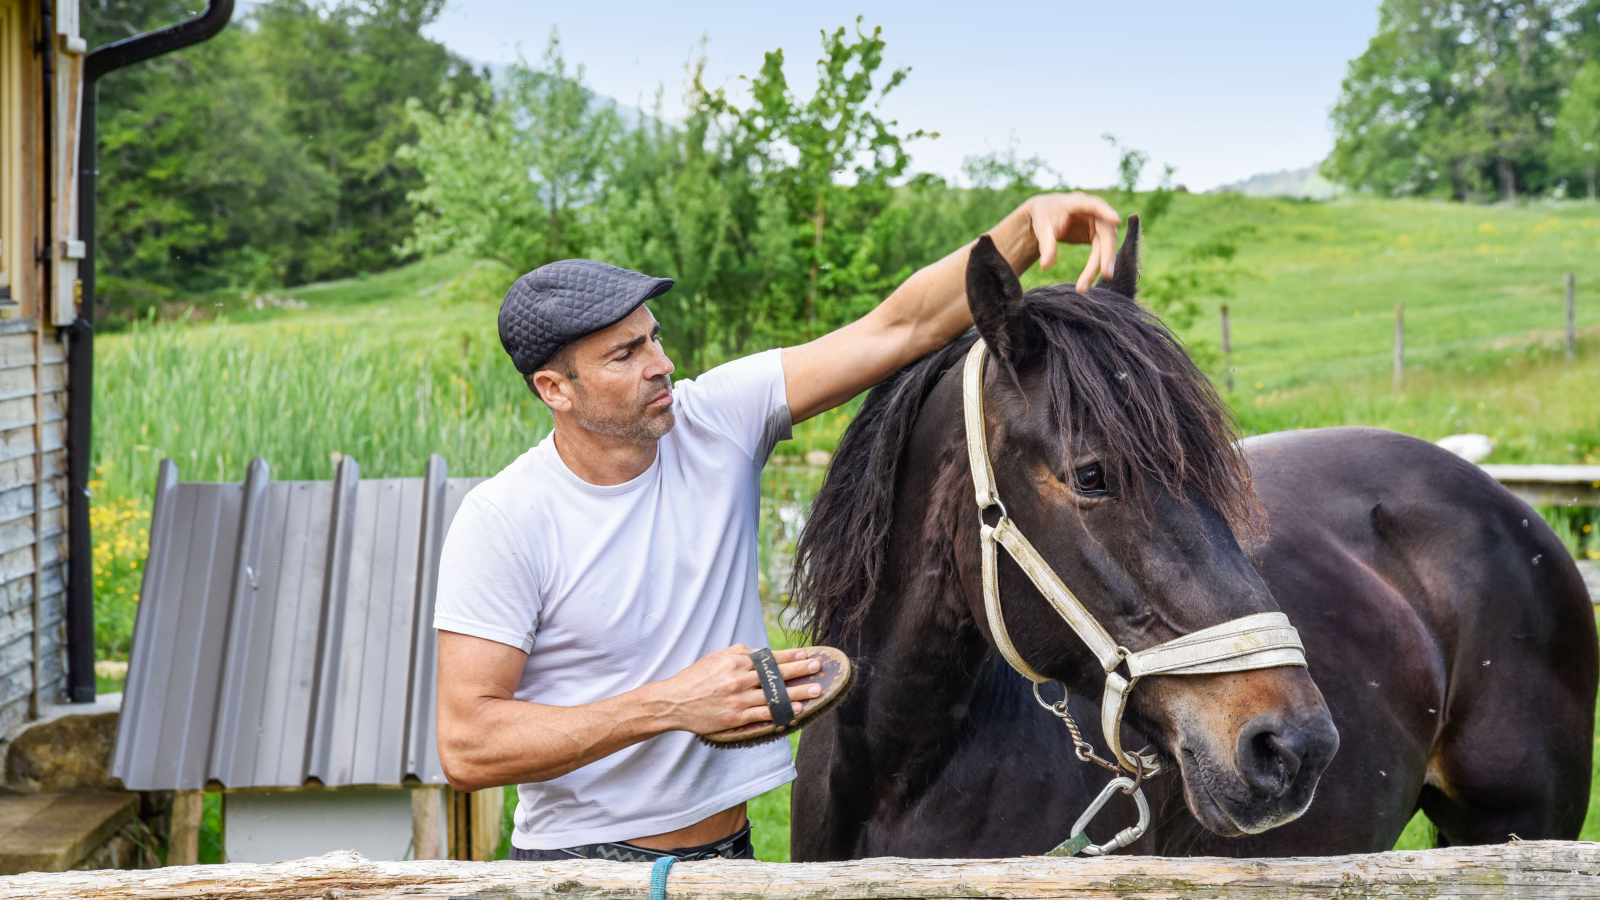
top-left (1072, 463), bottom-right (1106, 495)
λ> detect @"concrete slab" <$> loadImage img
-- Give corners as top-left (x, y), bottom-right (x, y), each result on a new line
top-left (0, 793), bottom-right (139, 874)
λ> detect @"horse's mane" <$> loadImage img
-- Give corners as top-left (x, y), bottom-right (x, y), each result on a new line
top-left (791, 283), bottom-right (1256, 646)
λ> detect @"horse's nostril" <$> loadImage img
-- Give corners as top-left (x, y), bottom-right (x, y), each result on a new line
top-left (1238, 716), bottom-right (1306, 799)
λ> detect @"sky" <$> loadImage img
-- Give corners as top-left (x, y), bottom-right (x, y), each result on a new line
top-left (421, 1), bottom-right (1381, 192)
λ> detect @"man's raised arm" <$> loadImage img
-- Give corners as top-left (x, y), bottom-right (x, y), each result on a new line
top-left (781, 192), bottom-right (1122, 424)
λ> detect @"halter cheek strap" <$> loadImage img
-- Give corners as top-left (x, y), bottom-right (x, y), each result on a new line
top-left (962, 339), bottom-right (1307, 774)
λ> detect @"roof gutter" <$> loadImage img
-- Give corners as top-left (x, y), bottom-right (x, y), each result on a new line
top-left (66, 0), bottom-right (235, 703)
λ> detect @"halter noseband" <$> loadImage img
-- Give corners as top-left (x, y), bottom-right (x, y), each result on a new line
top-left (962, 339), bottom-right (1308, 784)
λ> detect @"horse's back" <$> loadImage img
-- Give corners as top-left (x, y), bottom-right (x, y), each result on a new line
top-left (1243, 426), bottom-right (1596, 846)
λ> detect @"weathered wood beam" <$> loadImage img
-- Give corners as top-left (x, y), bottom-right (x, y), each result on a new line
top-left (1, 842), bottom-right (1597, 899)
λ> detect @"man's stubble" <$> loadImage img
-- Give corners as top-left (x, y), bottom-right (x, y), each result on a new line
top-left (570, 375), bottom-right (676, 443)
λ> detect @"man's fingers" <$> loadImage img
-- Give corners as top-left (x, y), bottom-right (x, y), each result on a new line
top-left (1074, 220), bottom-right (1120, 292)
top-left (1075, 223), bottom-right (1100, 292)
top-left (771, 648), bottom-right (810, 663)
top-left (1098, 223), bottom-right (1119, 280)
top-left (778, 658), bottom-right (822, 680)
top-left (1033, 213), bottom-right (1058, 270)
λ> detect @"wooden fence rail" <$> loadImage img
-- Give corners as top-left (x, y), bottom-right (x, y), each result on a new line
top-left (1, 843), bottom-right (1597, 900)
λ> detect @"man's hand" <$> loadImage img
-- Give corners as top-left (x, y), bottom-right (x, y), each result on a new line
top-left (645, 645), bottom-right (823, 734)
top-left (781, 192), bottom-right (1125, 423)
top-left (1025, 192), bottom-right (1122, 291)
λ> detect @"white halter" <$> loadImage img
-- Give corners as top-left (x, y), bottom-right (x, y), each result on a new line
top-left (962, 339), bottom-right (1308, 776)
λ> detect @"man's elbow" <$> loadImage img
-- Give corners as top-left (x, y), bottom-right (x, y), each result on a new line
top-left (438, 730), bottom-right (501, 793)
top-left (441, 752), bottom-right (483, 787)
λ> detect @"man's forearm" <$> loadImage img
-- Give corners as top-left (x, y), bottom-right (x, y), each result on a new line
top-left (782, 199), bottom-right (1053, 422)
top-left (866, 201), bottom-right (1043, 361)
top-left (441, 683), bottom-right (674, 791)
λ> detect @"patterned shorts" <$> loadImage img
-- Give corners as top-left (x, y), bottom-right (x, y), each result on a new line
top-left (509, 820), bottom-right (755, 862)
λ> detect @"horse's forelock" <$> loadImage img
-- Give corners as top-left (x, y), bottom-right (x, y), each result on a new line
top-left (1029, 284), bottom-right (1259, 538)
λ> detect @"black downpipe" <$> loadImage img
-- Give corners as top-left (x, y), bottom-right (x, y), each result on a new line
top-left (65, 1), bottom-right (234, 703)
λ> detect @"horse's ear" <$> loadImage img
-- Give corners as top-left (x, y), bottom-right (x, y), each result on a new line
top-left (967, 235), bottom-right (1029, 362)
top-left (1097, 214), bottom-right (1140, 299)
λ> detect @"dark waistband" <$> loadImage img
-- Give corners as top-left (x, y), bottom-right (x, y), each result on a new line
top-left (510, 820), bottom-right (754, 863)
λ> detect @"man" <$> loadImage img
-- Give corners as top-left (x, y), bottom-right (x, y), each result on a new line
top-left (433, 192), bottom-right (1123, 861)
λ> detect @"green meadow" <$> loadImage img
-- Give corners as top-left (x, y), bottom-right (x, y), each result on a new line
top-left (89, 193), bottom-right (1599, 860)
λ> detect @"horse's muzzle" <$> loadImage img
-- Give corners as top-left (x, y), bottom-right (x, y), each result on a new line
top-left (1180, 704), bottom-right (1340, 836)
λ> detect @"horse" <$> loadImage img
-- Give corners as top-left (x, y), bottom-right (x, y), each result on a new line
top-left (788, 218), bottom-right (1596, 859)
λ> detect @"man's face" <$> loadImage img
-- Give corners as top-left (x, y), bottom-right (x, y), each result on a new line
top-left (533, 304), bottom-right (677, 443)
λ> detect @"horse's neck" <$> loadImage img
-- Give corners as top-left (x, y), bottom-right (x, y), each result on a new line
top-left (855, 563), bottom-right (991, 788)
top-left (851, 387), bottom-right (994, 787)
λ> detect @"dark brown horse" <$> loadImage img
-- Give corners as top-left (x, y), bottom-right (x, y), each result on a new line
top-left (789, 219), bottom-right (1596, 858)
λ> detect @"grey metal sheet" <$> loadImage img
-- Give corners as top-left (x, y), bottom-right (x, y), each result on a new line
top-left (111, 454), bottom-right (485, 791)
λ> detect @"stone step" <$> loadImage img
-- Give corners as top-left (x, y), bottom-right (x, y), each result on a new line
top-left (0, 793), bottom-right (139, 875)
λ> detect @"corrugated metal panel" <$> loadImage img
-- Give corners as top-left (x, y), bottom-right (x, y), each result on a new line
top-left (111, 454), bottom-right (484, 791)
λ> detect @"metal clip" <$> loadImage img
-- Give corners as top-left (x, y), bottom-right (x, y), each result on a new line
top-left (1046, 776), bottom-right (1150, 857)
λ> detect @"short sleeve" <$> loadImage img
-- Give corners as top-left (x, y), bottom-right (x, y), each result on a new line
top-left (433, 491), bottom-right (543, 653)
top-left (674, 349), bottom-right (792, 462)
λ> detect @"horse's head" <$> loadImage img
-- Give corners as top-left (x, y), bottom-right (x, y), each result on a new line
top-left (959, 219), bottom-right (1338, 837)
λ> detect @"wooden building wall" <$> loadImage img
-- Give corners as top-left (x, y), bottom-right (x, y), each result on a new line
top-left (0, 0), bottom-right (80, 735)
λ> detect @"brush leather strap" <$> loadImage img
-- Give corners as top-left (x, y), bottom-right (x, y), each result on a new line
top-left (750, 648), bottom-right (794, 729)
top-left (963, 340), bottom-right (1308, 773)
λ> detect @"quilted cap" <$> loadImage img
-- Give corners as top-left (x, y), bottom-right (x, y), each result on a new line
top-left (498, 259), bottom-right (674, 374)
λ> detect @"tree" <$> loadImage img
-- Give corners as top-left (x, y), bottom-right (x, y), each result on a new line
top-left (1325, 0), bottom-right (1575, 201)
top-left (1100, 134), bottom-right (1177, 231)
top-left (739, 19), bottom-right (929, 335)
top-left (404, 33), bottom-right (621, 275)
top-left (83, 0), bottom-right (481, 313)
top-left (249, 0), bottom-right (481, 281)
top-left (593, 62), bottom-right (772, 371)
top-left (1552, 61), bottom-right (1600, 199)
top-left (88, 3), bottom-right (336, 310)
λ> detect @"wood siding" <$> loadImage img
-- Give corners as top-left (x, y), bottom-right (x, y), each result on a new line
top-left (0, 322), bottom-right (67, 737)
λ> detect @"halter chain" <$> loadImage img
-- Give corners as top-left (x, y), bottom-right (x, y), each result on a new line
top-left (961, 340), bottom-right (1309, 777)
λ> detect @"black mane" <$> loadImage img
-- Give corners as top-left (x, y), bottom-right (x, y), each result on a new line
top-left (791, 284), bottom-right (1255, 646)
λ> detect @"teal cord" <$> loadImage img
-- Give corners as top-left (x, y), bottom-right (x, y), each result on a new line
top-left (649, 855), bottom-right (676, 900)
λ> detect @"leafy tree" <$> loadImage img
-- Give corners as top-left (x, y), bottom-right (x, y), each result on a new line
top-left (1325, 0), bottom-right (1575, 201)
top-left (84, 0), bottom-right (479, 312)
top-left (1100, 134), bottom-right (1177, 231)
top-left (87, 2), bottom-right (335, 309)
top-left (1552, 61), bottom-right (1600, 199)
top-left (739, 18), bottom-right (929, 335)
top-left (1102, 133), bottom-right (1149, 194)
top-left (593, 64), bottom-right (772, 371)
top-left (404, 33), bottom-right (621, 275)
top-left (249, 0), bottom-right (481, 281)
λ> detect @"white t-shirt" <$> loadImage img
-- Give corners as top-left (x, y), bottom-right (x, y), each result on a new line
top-left (433, 349), bottom-right (796, 850)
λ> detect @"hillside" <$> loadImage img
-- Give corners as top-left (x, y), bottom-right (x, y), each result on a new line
top-left (1213, 165), bottom-right (1343, 199)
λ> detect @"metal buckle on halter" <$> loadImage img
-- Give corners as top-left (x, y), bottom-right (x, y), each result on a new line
top-left (1046, 775), bottom-right (1151, 857)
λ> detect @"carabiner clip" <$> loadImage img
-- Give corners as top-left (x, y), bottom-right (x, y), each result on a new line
top-left (1045, 775), bottom-right (1151, 857)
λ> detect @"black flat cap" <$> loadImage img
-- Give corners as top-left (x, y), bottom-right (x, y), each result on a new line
top-left (498, 259), bottom-right (674, 374)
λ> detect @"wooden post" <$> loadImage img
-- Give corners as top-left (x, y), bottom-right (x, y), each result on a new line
top-left (410, 786), bottom-right (446, 861)
top-left (1393, 302), bottom-right (1405, 389)
top-left (469, 789), bottom-right (505, 862)
top-left (166, 790), bottom-right (203, 867)
top-left (1219, 304), bottom-right (1233, 392)
top-left (1568, 271), bottom-right (1577, 361)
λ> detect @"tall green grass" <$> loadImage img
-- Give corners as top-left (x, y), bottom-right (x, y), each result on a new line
top-left (95, 315), bottom-right (553, 500)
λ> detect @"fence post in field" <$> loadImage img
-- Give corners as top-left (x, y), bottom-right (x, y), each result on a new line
top-left (1220, 304), bottom-right (1233, 392)
top-left (1568, 272), bottom-right (1577, 361)
top-left (1393, 302), bottom-right (1404, 389)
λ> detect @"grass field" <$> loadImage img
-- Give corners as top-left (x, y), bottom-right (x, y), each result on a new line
top-left (87, 193), bottom-right (1599, 860)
